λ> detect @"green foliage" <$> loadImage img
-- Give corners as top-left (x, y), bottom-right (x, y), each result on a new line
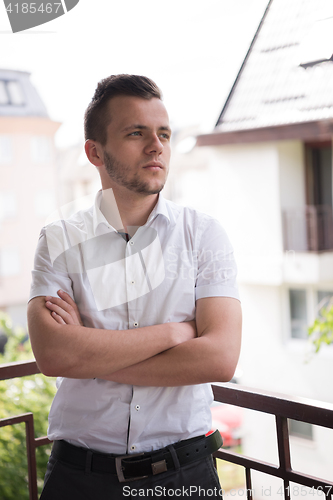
top-left (0, 312), bottom-right (56, 499)
top-left (308, 300), bottom-right (333, 353)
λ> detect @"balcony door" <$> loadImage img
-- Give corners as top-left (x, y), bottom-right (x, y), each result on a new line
top-left (305, 142), bottom-right (333, 250)
top-left (306, 143), bottom-right (332, 206)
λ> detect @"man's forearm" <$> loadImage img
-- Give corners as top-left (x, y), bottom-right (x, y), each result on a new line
top-left (28, 297), bottom-right (196, 379)
top-left (101, 330), bottom-right (239, 386)
top-left (101, 297), bottom-right (242, 387)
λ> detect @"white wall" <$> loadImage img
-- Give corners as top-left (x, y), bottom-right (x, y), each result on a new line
top-left (208, 142), bottom-right (285, 285)
top-left (239, 283), bottom-right (333, 401)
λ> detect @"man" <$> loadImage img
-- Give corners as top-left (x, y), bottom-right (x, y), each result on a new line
top-left (27, 74), bottom-right (242, 499)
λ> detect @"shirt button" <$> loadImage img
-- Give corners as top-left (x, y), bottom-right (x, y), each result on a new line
top-left (131, 280), bottom-right (135, 285)
top-left (129, 241), bottom-right (134, 246)
top-left (135, 405), bottom-right (140, 411)
top-left (130, 445), bottom-right (136, 451)
top-left (133, 322), bottom-right (139, 327)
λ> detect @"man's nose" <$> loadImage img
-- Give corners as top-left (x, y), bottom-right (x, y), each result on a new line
top-left (145, 134), bottom-right (163, 155)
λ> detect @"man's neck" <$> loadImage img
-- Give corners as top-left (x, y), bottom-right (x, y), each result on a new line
top-left (100, 187), bottom-right (159, 236)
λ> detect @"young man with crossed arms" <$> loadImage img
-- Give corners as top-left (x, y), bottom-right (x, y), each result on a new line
top-left (28, 74), bottom-right (242, 499)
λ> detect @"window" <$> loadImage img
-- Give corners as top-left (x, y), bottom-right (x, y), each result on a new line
top-left (288, 288), bottom-right (333, 342)
top-left (289, 419), bottom-right (313, 440)
top-left (0, 247), bottom-right (20, 276)
top-left (7, 81), bottom-right (25, 105)
top-left (0, 193), bottom-right (17, 219)
top-left (317, 290), bottom-right (333, 308)
top-left (289, 289), bottom-right (308, 339)
top-left (31, 136), bottom-right (52, 163)
top-left (299, 17), bottom-right (333, 68)
top-left (0, 80), bottom-right (25, 106)
top-left (0, 135), bottom-right (12, 164)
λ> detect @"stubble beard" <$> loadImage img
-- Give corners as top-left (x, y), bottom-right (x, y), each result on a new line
top-left (103, 151), bottom-right (167, 195)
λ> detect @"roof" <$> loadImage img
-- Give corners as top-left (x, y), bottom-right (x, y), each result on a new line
top-left (199, 0), bottom-right (333, 145)
top-left (0, 69), bottom-right (48, 118)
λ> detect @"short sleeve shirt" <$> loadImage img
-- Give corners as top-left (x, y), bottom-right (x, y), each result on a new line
top-left (29, 190), bottom-right (240, 454)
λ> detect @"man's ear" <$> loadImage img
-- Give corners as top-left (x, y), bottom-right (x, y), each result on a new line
top-left (85, 139), bottom-right (104, 167)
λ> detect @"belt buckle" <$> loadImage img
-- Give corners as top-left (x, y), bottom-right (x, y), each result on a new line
top-left (115, 453), bottom-right (149, 483)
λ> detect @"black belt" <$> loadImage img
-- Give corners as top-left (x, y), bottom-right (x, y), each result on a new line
top-left (52, 430), bottom-right (222, 483)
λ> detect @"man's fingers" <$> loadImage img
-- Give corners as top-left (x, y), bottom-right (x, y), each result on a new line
top-left (52, 311), bottom-right (66, 324)
top-left (57, 290), bottom-right (83, 325)
top-left (45, 295), bottom-right (74, 314)
top-left (57, 290), bottom-right (77, 308)
top-left (45, 300), bottom-right (73, 324)
top-left (44, 294), bottom-right (83, 326)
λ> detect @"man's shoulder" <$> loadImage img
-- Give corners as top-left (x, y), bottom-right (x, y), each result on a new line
top-left (35, 204), bottom-right (95, 271)
top-left (40, 204), bottom-right (94, 239)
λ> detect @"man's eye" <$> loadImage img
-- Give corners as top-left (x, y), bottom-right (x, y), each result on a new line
top-left (160, 133), bottom-right (170, 140)
top-left (129, 131), bottom-right (142, 136)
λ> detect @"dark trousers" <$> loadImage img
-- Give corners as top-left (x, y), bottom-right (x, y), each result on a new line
top-left (40, 447), bottom-right (223, 499)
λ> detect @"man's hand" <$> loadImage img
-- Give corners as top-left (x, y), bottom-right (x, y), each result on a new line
top-left (172, 320), bottom-right (197, 345)
top-left (45, 290), bottom-right (84, 326)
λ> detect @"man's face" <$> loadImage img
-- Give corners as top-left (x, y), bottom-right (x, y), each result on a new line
top-left (100, 95), bottom-right (171, 195)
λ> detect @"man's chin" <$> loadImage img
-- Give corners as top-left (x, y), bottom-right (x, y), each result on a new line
top-left (132, 179), bottom-right (166, 196)
top-left (136, 185), bottom-right (164, 196)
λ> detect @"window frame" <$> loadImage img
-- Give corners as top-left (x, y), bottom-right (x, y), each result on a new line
top-left (285, 286), bottom-right (333, 347)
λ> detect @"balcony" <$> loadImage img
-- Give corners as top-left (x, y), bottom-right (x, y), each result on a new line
top-left (1, 360), bottom-right (333, 500)
top-left (283, 205), bottom-right (333, 252)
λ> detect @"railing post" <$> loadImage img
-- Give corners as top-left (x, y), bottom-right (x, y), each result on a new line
top-left (245, 468), bottom-right (253, 500)
top-left (275, 415), bottom-right (291, 500)
top-left (25, 413), bottom-right (38, 500)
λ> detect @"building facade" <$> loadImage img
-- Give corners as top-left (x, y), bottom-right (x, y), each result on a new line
top-left (0, 69), bottom-right (60, 327)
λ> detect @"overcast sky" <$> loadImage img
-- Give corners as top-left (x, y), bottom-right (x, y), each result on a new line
top-left (1, 0), bottom-right (268, 148)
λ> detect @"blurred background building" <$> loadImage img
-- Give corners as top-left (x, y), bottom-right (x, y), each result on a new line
top-left (0, 69), bottom-right (60, 328)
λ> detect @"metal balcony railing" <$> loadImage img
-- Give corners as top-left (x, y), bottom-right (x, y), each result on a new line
top-left (1, 361), bottom-right (333, 500)
top-left (283, 205), bottom-right (333, 252)
top-left (0, 360), bottom-right (52, 500)
top-left (212, 384), bottom-right (333, 499)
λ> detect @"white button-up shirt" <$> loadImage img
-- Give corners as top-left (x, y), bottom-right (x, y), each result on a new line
top-left (29, 190), bottom-right (239, 454)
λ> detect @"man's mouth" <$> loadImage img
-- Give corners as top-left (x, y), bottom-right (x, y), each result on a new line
top-left (143, 163), bottom-right (163, 171)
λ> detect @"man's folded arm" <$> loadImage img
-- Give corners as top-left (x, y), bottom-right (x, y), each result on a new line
top-left (101, 296), bottom-right (242, 387)
top-left (27, 296), bottom-right (196, 379)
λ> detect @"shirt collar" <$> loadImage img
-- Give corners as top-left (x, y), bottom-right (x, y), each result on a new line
top-left (93, 190), bottom-right (172, 235)
top-left (146, 193), bottom-right (172, 225)
top-left (93, 189), bottom-right (120, 234)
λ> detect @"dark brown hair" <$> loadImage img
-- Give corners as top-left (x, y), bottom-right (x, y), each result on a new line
top-left (84, 74), bottom-right (162, 145)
